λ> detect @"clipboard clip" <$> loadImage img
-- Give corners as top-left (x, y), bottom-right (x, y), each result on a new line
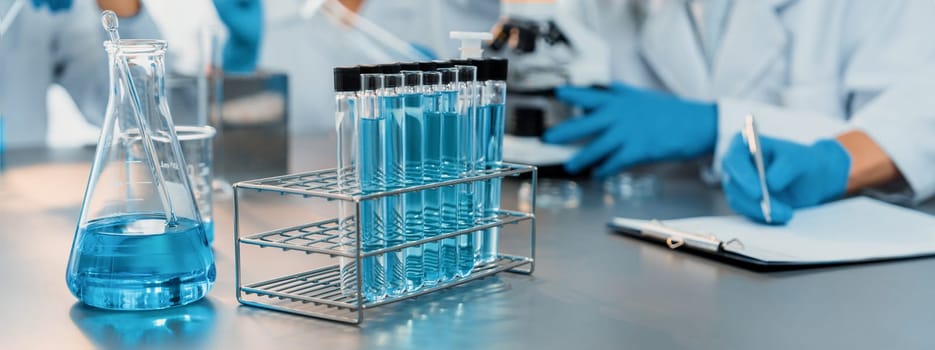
top-left (665, 237), bottom-right (685, 249)
top-left (645, 219), bottom-right (726, 253)
top-left (608, 217), bottom-right (745, 254)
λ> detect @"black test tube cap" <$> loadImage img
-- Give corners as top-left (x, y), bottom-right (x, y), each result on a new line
top-left (359, 64), bottom-right (382, 74)
top-left (450, 59), bottom-right (476, 82)
top-left (433, 60), bottom-right (454, 69)
top-left (488, 58), bottom-right (509, 81)
top-left (379, 63), bottom-right (402, 74)
top-left (418, 61), bottom-right (438, 71)
top-left (469, 58), bottom-right (490, 82)
top-left (449, 58), bottom-right (471, 66)
top-left (333, 66), bottom-right (360, 92)
top-left (379, 63), bottom-right (403, 88)
top-left (399, 62), bottom-right (421, 71)
top-left (423, 72), bottom-right (440, 85)
top-left (434, 60), bottom-right (456, 84)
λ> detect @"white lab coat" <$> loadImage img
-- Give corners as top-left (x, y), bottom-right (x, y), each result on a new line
top-left (0, 0), bottom-right (159, 148)
top-left (576, 0), bottom-right (935, 203)
top-left (133, 0), bottom-right (935, 202)
top-left (354, 0), bottom-right (935, 203)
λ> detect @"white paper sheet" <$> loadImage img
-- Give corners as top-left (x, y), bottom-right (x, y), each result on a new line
top-left (656, 197), bottom-right (935, 263)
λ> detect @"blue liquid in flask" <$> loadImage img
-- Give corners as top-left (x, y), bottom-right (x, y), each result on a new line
top-left (66, 213), bottom-right (215, 310)
top-left (203, 219), bottom-right (214, 244)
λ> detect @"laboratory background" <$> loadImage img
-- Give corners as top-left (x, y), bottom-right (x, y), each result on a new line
top-left (1, 0), bottom-right (934, 349)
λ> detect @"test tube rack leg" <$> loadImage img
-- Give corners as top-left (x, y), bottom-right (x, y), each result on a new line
top-left (233, 163), bottom-right (537, 324)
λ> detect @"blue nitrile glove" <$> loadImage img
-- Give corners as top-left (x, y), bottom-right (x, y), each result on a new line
top-left (213, 0), bottom-right (263, 74)
top-left (543, 82), bottom-right (717, 178)
top-left (31, 0), bottom-right (73, 12)
top-left (721, 133), bottom-right (851, 225)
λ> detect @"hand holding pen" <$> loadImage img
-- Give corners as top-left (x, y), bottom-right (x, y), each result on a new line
top-left (720, 115), bottom-right (852, 225)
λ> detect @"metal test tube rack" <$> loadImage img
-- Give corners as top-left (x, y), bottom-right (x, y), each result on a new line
top-left (233, 163), bottom-right (537, 324)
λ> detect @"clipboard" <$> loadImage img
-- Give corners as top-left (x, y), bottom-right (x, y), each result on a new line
top-left (607, 197), bottom-right (935, 271)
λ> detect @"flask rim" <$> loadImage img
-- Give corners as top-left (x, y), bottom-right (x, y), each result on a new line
top-left (104, 39), bottom-right (167, 54)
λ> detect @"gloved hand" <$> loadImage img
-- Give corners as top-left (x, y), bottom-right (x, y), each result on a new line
top-left (213, 0), bottom-right (263, 74)
top-left (31, 0), bottom-right (72, 12)
top-left (721, 134), bottom-right (851, 224)
top-left (543, 82), bottom-right (717, 178)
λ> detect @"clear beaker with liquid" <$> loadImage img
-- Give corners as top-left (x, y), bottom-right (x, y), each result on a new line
top-left (66, 39), bottom-right (215, 310)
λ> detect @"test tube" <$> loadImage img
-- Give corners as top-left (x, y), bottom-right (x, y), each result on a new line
top-left (468, 58), bottom-right (492, 265)
top-left (419, 63), bottom-right (443, 287)
top-left (399, 62), bottom-right (425, 291)
top-left (357, 65), bottom-right (387, 301)
top-left (435, 61), bottom-right (461, 282)
top-left (379, 63), bottom-right (407, 297)
top-left (483, 58), bottom-right (508, 264)
top-left (451, 59), bottom-right (478, 277)
top-left (334, 66), bottom-right (361, 295)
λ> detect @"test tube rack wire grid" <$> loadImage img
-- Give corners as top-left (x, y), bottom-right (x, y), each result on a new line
top-left (233, 163), bottom-right (537, 324)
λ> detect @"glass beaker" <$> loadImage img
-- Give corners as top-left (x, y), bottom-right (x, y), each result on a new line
top-left (176, 126), bottom-right (216, 243)
top-left (66, 40), bottom-right (215, 310)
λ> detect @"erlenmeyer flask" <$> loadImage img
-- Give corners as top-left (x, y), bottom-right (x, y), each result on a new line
top-left (66, 40), bottom-right (215, 310)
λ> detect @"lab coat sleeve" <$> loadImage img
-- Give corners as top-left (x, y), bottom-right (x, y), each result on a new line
top-left (847, 66), bottom-right (935, 203)
top-left (53, 3), bottom-right (161, 127)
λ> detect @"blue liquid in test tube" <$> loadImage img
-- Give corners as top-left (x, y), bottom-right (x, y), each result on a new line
top-left (439, 87), bottom-right (461, 282)
top-left (482, 58), bottom-right (508, 264)
top-left (400, 66), bottom-right (425, 291)
top-left (484, 102), bottom-right (506, 263)
top-left (380, 65), bottom-right (406, 297)
top-left (473, 103), bottom-right (490, 257)
top-left (357, 69), bottom-right (386, 301)
top-left (420, 68), bottom-right (443, 287)
top-left (451, 62), bottom-right (478, 277)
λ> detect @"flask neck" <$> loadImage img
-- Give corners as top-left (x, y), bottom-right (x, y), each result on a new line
top-left (106, 40), bottom-right (169, 115)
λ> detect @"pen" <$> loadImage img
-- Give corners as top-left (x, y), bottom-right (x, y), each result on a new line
top-left (742, 114), bottom-right (772, 223)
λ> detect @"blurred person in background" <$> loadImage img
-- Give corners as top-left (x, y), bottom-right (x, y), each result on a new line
top-left (538, 0), bottom-right (935, 224)
top-left (0, 0), bottom-right (159, 148)
top-left (147, 0), bottom-right (935, 225)
top-left (152, 0), bottom-right (496, 134)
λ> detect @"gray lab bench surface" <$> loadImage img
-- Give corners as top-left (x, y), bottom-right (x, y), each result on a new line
top-left (1, 136), bottom-right (933, 349)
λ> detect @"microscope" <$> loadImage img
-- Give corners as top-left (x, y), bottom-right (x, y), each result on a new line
top-left (486, 0), bottom-right (610, 173)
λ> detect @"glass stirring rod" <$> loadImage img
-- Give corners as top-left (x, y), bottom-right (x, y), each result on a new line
top-left (101, 10), bottom-right (179, 226)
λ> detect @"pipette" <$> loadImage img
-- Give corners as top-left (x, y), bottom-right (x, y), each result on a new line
top-left (300, 0), bottom-right (431, 61)
top-left (101, 10), bottom-right (179, 226)
top-left (0, 0), bottom-right (25, 38)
